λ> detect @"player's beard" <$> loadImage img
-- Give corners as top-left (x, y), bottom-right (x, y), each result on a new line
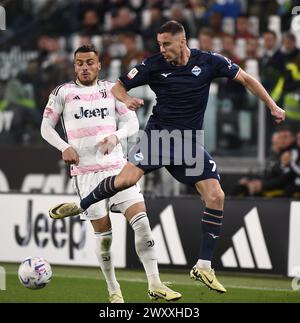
top-left (77, 73), bottom-right (97, 86)
top-left (164, 51), bottom-right (180, 65)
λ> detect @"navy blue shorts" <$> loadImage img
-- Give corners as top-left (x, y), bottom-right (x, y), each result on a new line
top-left (128, 120), bottom-right (220, 186)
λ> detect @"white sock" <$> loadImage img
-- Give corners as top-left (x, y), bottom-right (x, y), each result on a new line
top-left (94, 231), bottom-right (120, 293)
top-left (130, 212), bottom-right (162, 290)
top-left (196, 259), bottom-right (211, 270)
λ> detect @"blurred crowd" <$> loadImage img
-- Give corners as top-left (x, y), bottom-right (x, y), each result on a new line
top-left (232, 125), bottom-right (300, 198)
top-left (0, 1), bottom-right (300, 162)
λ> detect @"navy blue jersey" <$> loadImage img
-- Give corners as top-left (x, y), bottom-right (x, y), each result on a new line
top-left (119, 49), bottom-right (240, 130)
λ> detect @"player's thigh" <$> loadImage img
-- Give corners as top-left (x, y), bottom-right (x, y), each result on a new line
top-left (115, 162), bottom-right (145, 188)
top-left (166, 149), bottom-right (220, 186)
top-left (73, 172), bottom-right (110, 221)
top-left (109, 182), bottom-right (145, 221)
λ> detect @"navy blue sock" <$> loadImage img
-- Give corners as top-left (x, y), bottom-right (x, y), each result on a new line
top-left (80, 175), bottom-right (119, 210)
top-left (199, 207), bottom-right (223, 261)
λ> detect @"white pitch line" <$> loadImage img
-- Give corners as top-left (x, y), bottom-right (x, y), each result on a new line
top-left (26, 272), bottom-right (296, 293)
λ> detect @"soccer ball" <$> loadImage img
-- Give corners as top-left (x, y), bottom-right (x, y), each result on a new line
top-left (18, 257), bottom-right (52, 290)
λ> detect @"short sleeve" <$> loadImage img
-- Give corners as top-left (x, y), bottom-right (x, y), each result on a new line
top-left (119, 59), bottom-right (151, 91)
top-left (42, 86), bottom-right (65, 125)
top-left (210, 52), bottom-right (240, 80)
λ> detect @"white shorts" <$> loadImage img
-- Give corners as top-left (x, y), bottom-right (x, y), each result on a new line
top-left (73, 169), bottom-right (144, 220)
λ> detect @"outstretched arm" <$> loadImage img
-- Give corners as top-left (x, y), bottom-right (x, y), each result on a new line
top-left (234, 69), bottom-right (285, 123)
top-left (112, 80), bottom-right (144, 111)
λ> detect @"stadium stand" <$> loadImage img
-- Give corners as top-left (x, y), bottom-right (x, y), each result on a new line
top-left (0, 0), bottom-right (299, 196)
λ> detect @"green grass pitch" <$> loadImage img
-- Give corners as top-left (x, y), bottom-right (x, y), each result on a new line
top-left (0, 263), bottom-right (299, 303)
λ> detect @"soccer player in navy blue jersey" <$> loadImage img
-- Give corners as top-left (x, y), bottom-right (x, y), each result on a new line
top-left (50, 21), bottom-right (285, 294)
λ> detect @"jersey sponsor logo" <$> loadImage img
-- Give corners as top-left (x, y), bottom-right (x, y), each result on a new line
top-left (191, 66), bottom-right (201, 76)
top-left (127, 67), bottom-right (139, 79)
top-left (73, 95), bottom-right (80, 100)
top-left (74, 107), bottom-right (108, 119)
top-left (161, 72), bottom-right (172, 78)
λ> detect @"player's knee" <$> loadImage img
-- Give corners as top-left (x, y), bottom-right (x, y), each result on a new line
top-left (117, 174), bottom-right (138, 189)
top-left (206, 189), bottom-right (225, 207)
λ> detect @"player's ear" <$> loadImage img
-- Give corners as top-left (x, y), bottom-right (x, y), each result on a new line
top-left (98, 61), bottom-right (101, 71)
top-left (180, 34), bottom-right (186, 47)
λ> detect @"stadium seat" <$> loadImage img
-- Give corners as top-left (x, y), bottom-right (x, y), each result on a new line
top-left (245, 59), bottom-right (260, 81)
top-left (268, 15), bottom-right (281, 40)
top-left (213, 37), bottom-right (222, 52)
top-left (249, 16), bottom-right (259, 37)
top-left (222, 17), bottom-right (235, 35)
top-left (188, 38), bottom-right (199, 49)
top-left (107, 59), bottom-right (121, 82)
top-left (235, 38), bottom-right (246, 59)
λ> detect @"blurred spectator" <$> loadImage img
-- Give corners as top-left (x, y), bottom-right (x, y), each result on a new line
top-left (281, 32), bottom-right (300, 64)
top-left (110, 6), bottom-right (140, 35)
top-left (260, 30), bottom-right (285, 146)
top-left (142, 4), bottom-right (167, 53)
top-left (245, 37), bottom-right (260, 60)
top-left (18, 59), bottom-right (44, 112)
top-left (37, 35), bottom-right (68, 69)
top-left (221, 33), bottom-right (243, 65)
top-left (198, 27), bottom-right (214, 51)
top-left (186, 0), bottom-right (207, 31)
top-left (118, 32), bottom-right (145, 74)
top-left (235, 15), bottom-right (255, 40)
top-left (169, 3), bottom-right (193, 39)
top-left (206, 0), bottom-right (241, 19)
top-left (35, 35), bottom-right (73, 107)
top-left (284, 129), bottom-right (300, 197)
top-left (272, 53), bottom-right (300, 131)
top-left (79, 9), bottom-right (103, 35)
top-left (232, 126), bottom-right (296, 197)
top-left (208, 12), bottom-right (224, 38)
top-left (1, 76), bottom-right (41, 145)
top-left (127, 0), bottom-right (147, 13)
top-left (260, 30), bottom-right (285, 91)
top-left (218, 32), bottom-right (247, 151)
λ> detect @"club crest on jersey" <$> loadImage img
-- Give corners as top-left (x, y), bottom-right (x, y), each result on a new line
top-left (192, 66), bottom-right (201, 76)
top-left (134, 152), bottom-right (144, 161)
top-left (127, 68), bottom-right (138, 79)
top-left (99, 88), bottom-right (107, 98)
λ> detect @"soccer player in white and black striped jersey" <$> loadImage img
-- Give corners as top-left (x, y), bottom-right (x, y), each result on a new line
top-left (41, 44), bottom-right (181, 303)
